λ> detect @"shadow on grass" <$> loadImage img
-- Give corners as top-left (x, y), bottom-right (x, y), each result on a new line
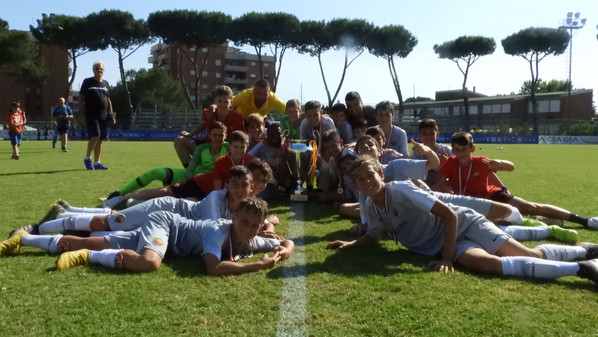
top-left (457, 267), bottom-right (598, 291)
top-left (0, 168), bottom-right (88, 176)
top-left (163, 257), bottom-right (207, 278)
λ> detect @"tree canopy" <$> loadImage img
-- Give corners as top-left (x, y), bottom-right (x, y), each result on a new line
top-left (367, 24), bottom-right (417, 113)
top-left (0, 19), bottom-right (36, 69)
top-left (148, 10), bottom-right (231, 112)
top-left (434, 35), bottom-right (495, 130)
top-left (30, 13), bottom-right (93, 97)
top-left (502, 27), bottom-right (570, 134)
top-left (519, 79), bottom-right (573, 94)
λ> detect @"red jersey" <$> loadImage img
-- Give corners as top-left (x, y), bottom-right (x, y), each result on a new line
top-left (7, 112), bottom-right (26, 133)
top-left (438, 156), bottom-right (502, 199)
top-left (212, 152), bottom-right (252, 182)
top-left (201, 109), bottom-right (246, 139)
top-left (190, 171), bottom-right (216, 195)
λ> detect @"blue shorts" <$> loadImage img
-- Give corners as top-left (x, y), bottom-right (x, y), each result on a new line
top-left (86, 118), bottom-right (108, 140)
top-left (9, 132), bottom-right (21, 146)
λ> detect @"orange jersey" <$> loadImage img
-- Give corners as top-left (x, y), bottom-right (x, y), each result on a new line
top-left (7, 112), bottom-right (25, 133)
top-left (438, 156), bottom-right (502, 199)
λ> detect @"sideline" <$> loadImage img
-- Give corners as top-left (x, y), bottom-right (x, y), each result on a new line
top-left (276, 202), bottom-right (308, 337)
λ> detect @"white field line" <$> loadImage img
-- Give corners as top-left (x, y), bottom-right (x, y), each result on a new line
top-left (276, 203), bottom-right (308, 337)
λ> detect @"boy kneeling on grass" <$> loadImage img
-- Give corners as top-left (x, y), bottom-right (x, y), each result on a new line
top-left (1, 197), bottom-right (294, 275)
top-left (326, 155), bottom-right (598, 284)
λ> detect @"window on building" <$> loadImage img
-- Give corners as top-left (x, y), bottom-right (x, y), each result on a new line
top-left (215, 59), bottom-right (221, 66)
top-left (501, 104), bottom-right (510, 113)
top-left (190, 70), bottom-right (196, 76)
top-left (202, 84), bottom-right (208, 89)
top-left (469, 105), bottom-right (478, 114)
top-left (250, 73), bottom-right (257, 79)
top-left (201, 47), bottom-right (208, 52)
top-left (251, 61), bottom-right (256, 66)
top-left (482, 104), bottom-right (492, 114)
top-left (549, 100), bottom-right (560, 113)
top-left (264, 63), bottom-right (269, 67)
top-left (202, 71), bottom-right (208, 77)
top-left (215, 72), bottom-right (221, 78)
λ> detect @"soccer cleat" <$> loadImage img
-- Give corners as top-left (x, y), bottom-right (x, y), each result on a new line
top-left (84, 157), bottom-right (94, 170)
top-left (106, 191), bottom-right (121, 200)
top-left (578, 243), bottom-right (598, 260)
top-left (547, 225), bottom-right (578, 243)
top-left (8, 224), bottom-right (39, 238)
top-left (56, 249), bottom-right (90, 270)
top-left (588, 217), bottom-right (598, 230)
top-left (14, 155), bottom-right (19, 160)
top-left (577, 259), bottom-right (598, 283)
top-left (521, 218), bottom-right (547, 227)
top-left (93, 162), bottom-right (110, 170)
top-left (101, 196), bottom-right (123, 209)
top-left (56, 199), bottom-right (71, 210)
top-left (62, 147), bottom-right (68, 152)
top-left (39, 204), bottom-right (65, 224)
top-left (0, 229), bottom-right (28, 256)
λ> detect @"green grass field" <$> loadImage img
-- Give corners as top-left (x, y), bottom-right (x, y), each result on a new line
top-left (1, 139), bottom-right (598, 336)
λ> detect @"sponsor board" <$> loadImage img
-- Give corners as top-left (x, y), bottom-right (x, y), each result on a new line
top-left (538, 135), bottom-right (598, 145)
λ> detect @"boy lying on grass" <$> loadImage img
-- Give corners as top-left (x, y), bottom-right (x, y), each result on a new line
top-left (327, 156), bottom-right (598, 284)
top-left (1, 197), bottom-right (294, 276)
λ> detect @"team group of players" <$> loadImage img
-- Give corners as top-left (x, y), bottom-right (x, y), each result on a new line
top-left (2, 72), bottom-right (598, 285)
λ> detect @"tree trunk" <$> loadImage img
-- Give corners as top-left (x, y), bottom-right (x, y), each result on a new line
top-left (117, 49), bottom-right (133, 129)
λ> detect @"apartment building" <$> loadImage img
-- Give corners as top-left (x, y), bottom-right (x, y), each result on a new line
top-left (0, 37), bottom-right (70, 122)
top-left (148, 42), bottom-right (276, 101)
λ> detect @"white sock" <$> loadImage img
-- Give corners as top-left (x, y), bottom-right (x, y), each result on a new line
top-left (504, 207), bottom-right (524, 225)
top-left (39, 214), bottom-right (94, 233)
top-left (89, 230), bottom-right (126, 237)
top-left (64, 207), bottom-right (111, 214)
top-left (537, 244), bottom-right (587, 261)
top-left (88, 249), bottom-right (123, 268)
top-left (501, 256), bottom-right (580, 279)
top-left (499, 225), bottom-right (549, 241)
top-left (21, 234), bottom-right (63, 254)
top-left (39, 218), bottom-right (67, 234)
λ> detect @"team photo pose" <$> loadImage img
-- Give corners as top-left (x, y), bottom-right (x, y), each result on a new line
top-left (327, 156), bottom-right (598, 284)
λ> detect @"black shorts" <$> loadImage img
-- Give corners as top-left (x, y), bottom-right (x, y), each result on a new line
top-left (490, 187), bottom-right (515, 203)
top-left (170, 180), bottom-right (208, 200)
top-left (57, 125), bottom-right (69, 134)
top-left (86, 118), bottom-right (108, 140)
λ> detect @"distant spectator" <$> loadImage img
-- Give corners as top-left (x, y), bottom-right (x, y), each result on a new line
top-left (52, 97), bottom-right (73, 152)
top-left (80, 61), bottom-right (114, 170)
top-left (6, 100), bottom-right (26, 160)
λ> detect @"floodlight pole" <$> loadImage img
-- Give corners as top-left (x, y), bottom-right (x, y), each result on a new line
top-left (559, 12), bottom-right (586, 96)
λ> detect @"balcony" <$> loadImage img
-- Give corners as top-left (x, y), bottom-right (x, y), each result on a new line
top-left (224, 77), bottom-right (247, 85)
top-left (224, 64), bottom-right (248, 72)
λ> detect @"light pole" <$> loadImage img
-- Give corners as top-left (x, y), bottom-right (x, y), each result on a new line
top-left (559, 12), bottom-right (587, 94)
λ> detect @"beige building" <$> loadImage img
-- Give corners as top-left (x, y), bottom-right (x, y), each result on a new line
top-left (148, 42), bottom-right (276, 101)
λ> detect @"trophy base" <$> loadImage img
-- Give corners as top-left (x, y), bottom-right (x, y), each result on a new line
top-left (290, 191), bottom-right (308, 202)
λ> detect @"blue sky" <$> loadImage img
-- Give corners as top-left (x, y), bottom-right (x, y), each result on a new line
top-left (3, 0), bottom-right (598, 106)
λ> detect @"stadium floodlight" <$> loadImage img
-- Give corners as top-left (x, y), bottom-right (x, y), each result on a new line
top-left (559, 11), bottom-right (587, 95)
